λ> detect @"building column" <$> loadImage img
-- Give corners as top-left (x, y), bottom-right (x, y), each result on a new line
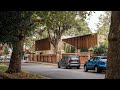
top-left (75, 48), bottom-right (80, 55)
top-left (88, 50), bottom-right (91, 59)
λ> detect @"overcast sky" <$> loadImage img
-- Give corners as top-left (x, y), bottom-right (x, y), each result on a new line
top-left (86, 11), bottom-right (105, 33)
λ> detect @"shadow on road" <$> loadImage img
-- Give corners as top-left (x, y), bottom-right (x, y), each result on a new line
top-left (84, 70), bottom-right (105, 74)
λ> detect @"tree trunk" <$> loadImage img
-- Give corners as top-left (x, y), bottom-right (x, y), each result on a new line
top-left (105, 11), bottom-right (120, 79)
top-left (53, 44), bottom-right (58, 54)
top-left (6, 39), bottom-right (24, 73)
top-left (52, 44), bottom-right (60, 62)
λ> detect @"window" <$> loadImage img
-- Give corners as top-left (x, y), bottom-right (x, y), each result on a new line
top-left (70, 56), bottom-right (79, 60)
top-left (93, 57), bottom-right (100, 61)
top-left (100, 56), bottom-right (107, 62)
top-left (101, 56), bottom-right (107, 59)
top-left (90, 57), bottom-right (94, 61)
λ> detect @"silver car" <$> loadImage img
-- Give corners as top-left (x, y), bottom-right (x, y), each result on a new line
top-left (58, 55), bottom-right (80, 69)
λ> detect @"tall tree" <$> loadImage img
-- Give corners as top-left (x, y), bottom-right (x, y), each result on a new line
top-left (96, 11), bottom-right (111, 46)
top-left (36, 11), bottom-right (92, 54)
top-left (105, 11), bottom-right (120, 79)
top-left (0, 11), bottom-right (35, 73)
top-left (36, 11), bottom-right (75, 54)
top-left (96, 11), bottom-right (111, 36)
top-left (64, 17), bottom-right (92, 36)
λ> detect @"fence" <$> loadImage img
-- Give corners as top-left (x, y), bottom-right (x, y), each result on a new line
top-left (28, 54), bottom-right (57, 63)
top-left (28, 52), bottom-right (107, 64)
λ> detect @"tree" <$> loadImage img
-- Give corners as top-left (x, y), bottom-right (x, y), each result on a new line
top-left (96, 11), bottom-right (111, 47)
top-left (93, 43), bottom-right (108, 54)
top-left (96, 11), bottom-right (111, 35)
top-left (105, 11), bottom-right (120, 79)
top-left (3, 47), bottom-right (9, 55)
top-left (36, 11), bottom-right (92, 55)
top-left (63, 17), bottom-right (91, 53)
top-left (64, 17), bottom-right (92, 36)
top-left (0, 11), bottom-right (35, 73)
top-left (36, 11), bottom-right (75, 54)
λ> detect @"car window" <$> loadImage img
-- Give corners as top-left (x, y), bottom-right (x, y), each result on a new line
top-left (93, 57), bottom-right (100, 61)
top-left (70, 56), bottom-right (79, 60)
top-left (101, 59), bottom-right (107, 62)
top-left (89, 57), bottom-right (94, 61)
top-left (101, 56), bottom-right (107, 59)
top-left (61, 57), bottom-right (65, 61)
top-left (100, 56), bottom-right (107, 62)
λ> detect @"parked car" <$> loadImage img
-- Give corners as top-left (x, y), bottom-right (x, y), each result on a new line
top-left (0, 56), bottom-right (5, 61)
top-left (58, 55), bottom-right (80, 69)
top-left (84, 56), bottom-right (107, 73)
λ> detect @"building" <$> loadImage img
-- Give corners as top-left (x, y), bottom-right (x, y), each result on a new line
top-left (35, 33), bottom-right (105, 55)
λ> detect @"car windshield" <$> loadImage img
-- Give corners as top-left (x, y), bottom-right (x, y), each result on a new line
top-left (100, 56), bottom-right (107, 62)
top-left (70, 56), bottom-right (79, 60)
top-left (101, 57), bottom-right (107, 59)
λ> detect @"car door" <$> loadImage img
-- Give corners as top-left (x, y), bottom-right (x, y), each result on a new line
top-left (59, 58), bottom-right (63, 67)
top-left (90, 57), bottom-right (98, 69)
top-left (63, 56), bottom-right (68, 67)
top-left (86, 57), bottom-right (94, 69)
top-left (61, 57), bottom-right (66, 67)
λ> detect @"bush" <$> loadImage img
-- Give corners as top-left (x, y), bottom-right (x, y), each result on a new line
top-left (80, 48), bottom-right (88, 52)
top-left (3, 48), bottom-right (9, 55)
top-left (93, 44), bottom-right (108, 54)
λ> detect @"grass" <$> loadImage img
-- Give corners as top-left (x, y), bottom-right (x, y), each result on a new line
top-left (12, 71), bottom-right (48, 79)
top-left (0, 64), bottom-right (8, 72)
top-left (0, 63), bottom-right (49, 79)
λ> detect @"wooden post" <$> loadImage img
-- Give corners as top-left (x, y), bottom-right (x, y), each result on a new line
top-left (88, 50), bottom-right (91, 60)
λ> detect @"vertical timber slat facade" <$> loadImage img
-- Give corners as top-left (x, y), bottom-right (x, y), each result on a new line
top-left (62, 33), bottom-right (98, 49)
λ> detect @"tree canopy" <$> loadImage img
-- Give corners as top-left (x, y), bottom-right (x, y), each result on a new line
top-left (0, 11), bottom-right (35, 43)
top-left (34, 11), bottom-right (92, 53)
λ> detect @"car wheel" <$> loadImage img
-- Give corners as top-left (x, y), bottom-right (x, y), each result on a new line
top-left (58, 63), bottom-right (60, 68)
top-left (95, 66), bottom-right (101, 73)
top-left (84, 65), bottom-right (88, 72)
top-left (65, 65), bottom-right (69, 69)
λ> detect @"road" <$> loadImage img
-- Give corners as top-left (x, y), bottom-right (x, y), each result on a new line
top-left (21, 63), bottom-right (105, 79)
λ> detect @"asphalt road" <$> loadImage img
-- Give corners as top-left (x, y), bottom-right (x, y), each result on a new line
top-left (21, 63), bottom-right (105, 79)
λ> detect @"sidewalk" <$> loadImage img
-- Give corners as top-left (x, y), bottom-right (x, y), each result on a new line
top-left (26, 61), bottom-right (57, 66)
top-left (25, 61), bottom-right (84, 68)
top-left (1, 60), bottom-right (84, 67)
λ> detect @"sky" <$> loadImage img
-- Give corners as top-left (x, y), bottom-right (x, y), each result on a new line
top-left (86, 11), bottom-right (105, 33)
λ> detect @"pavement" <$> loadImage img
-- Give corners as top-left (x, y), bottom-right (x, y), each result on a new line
top-left (0, 60), bottom-right (84, 68)
top-left (25, 61), bottom-right (84, 69)
top-left (0, 60), bottom-right (105, 79)
top-left (27, 61), bottom-right (57, 66)
top-left (21, 63), bottom-right (105, 79)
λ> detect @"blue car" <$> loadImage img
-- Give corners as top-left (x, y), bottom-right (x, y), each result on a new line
top-left (84, 56), bottom-right (107, 73)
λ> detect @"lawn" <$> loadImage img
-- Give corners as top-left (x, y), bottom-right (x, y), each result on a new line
top-left (0, 64), bottom-right (8, 72)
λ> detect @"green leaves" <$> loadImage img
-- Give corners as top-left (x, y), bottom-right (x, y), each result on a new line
top-left (64, 16), bottom-right (91, 36)
top-left (96, 11), bottom-right (111, 36)
top-left (32, 11), bottom-right (93, 53)
top-left (93, 43), bottom-right (108, 54)
top-left (0, 11), bottom-right (34, 43)
top-left (95, 11), bottom-right (111, 48)
top-left (3, 47), bottom-right (9, 55)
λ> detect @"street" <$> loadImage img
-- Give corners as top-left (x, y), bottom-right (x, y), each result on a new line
top-left (21, 62), bottom-right (105, 79)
